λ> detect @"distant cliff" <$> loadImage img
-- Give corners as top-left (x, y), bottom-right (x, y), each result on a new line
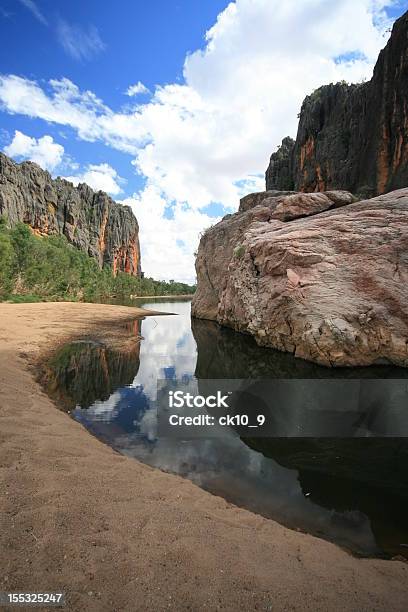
top-left (266, 10), bottom-right (408, 196)
top-left (0, 152), bottom-right (141, 276)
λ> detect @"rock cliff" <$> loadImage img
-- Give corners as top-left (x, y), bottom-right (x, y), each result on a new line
top-left (191, 188), bottom-right (408, 367)
top-left (266, 10), bottom-right (408, 197)
top-left (0, 152), bottom-right (141, 276)
top-left (265, 137), bottom-right (295, 192)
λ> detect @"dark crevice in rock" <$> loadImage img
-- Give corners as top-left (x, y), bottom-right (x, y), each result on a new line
top-left (250, 252), bottom-right (261, 277)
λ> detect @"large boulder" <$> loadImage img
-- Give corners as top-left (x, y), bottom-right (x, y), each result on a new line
top-left (193, 189), bottom-right (355, 320)
top-left (192, 188), bottom-right (408, 368)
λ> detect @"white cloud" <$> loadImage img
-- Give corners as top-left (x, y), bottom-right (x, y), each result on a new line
top-left (63, 163), bottom-right (124, 196)
top-left (4, 130), bottom-right (64, 171)
top-left (125, 81), bottom-right (150, 96)
top-left (0, 76), bottom-right (147, 153)
top-left (121, 185), bottom-right (220, 283)
top-left (0, 0), bottom-right (399, 281)
top-left (18, 0), bottom-right (47, 25)
top-left (3, 129), bottom-right (124, 196)
top-left (57, 20), bottom-right (106, 61)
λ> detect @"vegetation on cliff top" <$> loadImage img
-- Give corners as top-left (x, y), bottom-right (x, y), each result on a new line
top-left (0, 217), bottom-right (195, 302)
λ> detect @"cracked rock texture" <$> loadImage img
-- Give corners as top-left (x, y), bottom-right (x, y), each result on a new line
top-left (0, 153), bottom-right (141, 276)
top-left (192, 188), bottom-right (408, 367)
top-left (266, 11), bottom-right (408, 197)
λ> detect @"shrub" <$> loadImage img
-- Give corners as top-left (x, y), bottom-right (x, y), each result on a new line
top-left (234, 244), bottom-right (245, 259)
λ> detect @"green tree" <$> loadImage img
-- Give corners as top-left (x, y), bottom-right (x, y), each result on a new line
top-left (10, 223), bottom-right (33, 273)
top-left (0, 232), bottom-right (16, 298)
top-left (0, 218), bottom-right (196, 303)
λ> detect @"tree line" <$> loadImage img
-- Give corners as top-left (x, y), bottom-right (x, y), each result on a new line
top-left (0, 217), bottom-right (196, 303)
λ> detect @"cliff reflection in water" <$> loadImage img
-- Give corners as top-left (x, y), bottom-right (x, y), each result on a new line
top-left (44, 318), bottom-right (141, 412)
top-left (44, 300), bottom-right (408, 559)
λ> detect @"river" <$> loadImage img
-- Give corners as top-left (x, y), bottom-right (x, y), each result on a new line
top-left (45, 298), bottom-right (408, 559)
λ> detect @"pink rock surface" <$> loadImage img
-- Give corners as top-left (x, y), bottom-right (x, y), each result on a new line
top-left (192, 189), bottom-right (408, 367)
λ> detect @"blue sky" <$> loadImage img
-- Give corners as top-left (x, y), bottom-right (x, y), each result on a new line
top-left (0, 0), bottom-right (230, 196)
top-left (0, 0), bottom-right (407, 281)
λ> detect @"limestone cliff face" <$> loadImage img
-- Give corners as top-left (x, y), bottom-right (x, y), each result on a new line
top-left (266, 10), bottom-right (408, 196)
top-left (0, 153), bottom-right (141, 276)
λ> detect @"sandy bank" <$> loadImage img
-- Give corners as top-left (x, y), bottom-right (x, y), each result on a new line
top-left (0, 302), bottom-right (407, 612)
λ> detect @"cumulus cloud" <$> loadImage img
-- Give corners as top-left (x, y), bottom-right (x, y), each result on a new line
top-left (63, 163), bottom-right (124, 196)
top-left (121, 185), bottom-right (220, 283)
top-left (0, 0), bottom-right (399, 281)
top-left (4, 129), bottom-right (124, 197)
top-left (0, 76), bottom-right (147, 153)
top-left (57, 20), bottom-right (106, 61)
top-left (125, 81), bottom-right (150, 96)
top-left (4, 130), bottom-right (64, 171)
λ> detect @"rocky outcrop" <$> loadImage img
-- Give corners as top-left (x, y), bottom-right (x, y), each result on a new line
top-left (239, 188), bottom-right (296, 213)
top-left (266, 11), bottom-right (408, 197)
top-left (265, 137), bottom-right (295, 191)
top-left (192, 190), bottom-right (355, 322)
top-left (191, 188), bottom-right (408, 367)
top-left (0, 152), bottom-right (141, 275)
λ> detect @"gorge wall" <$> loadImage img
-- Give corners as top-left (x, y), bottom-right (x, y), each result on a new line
top-left (266, 10), bottom-right (408, 197)
top-left (0, 152), bottom-right (141, 276)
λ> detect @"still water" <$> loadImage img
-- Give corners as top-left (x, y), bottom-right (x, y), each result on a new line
top-left (45, 299), bottom-right (408, 559)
